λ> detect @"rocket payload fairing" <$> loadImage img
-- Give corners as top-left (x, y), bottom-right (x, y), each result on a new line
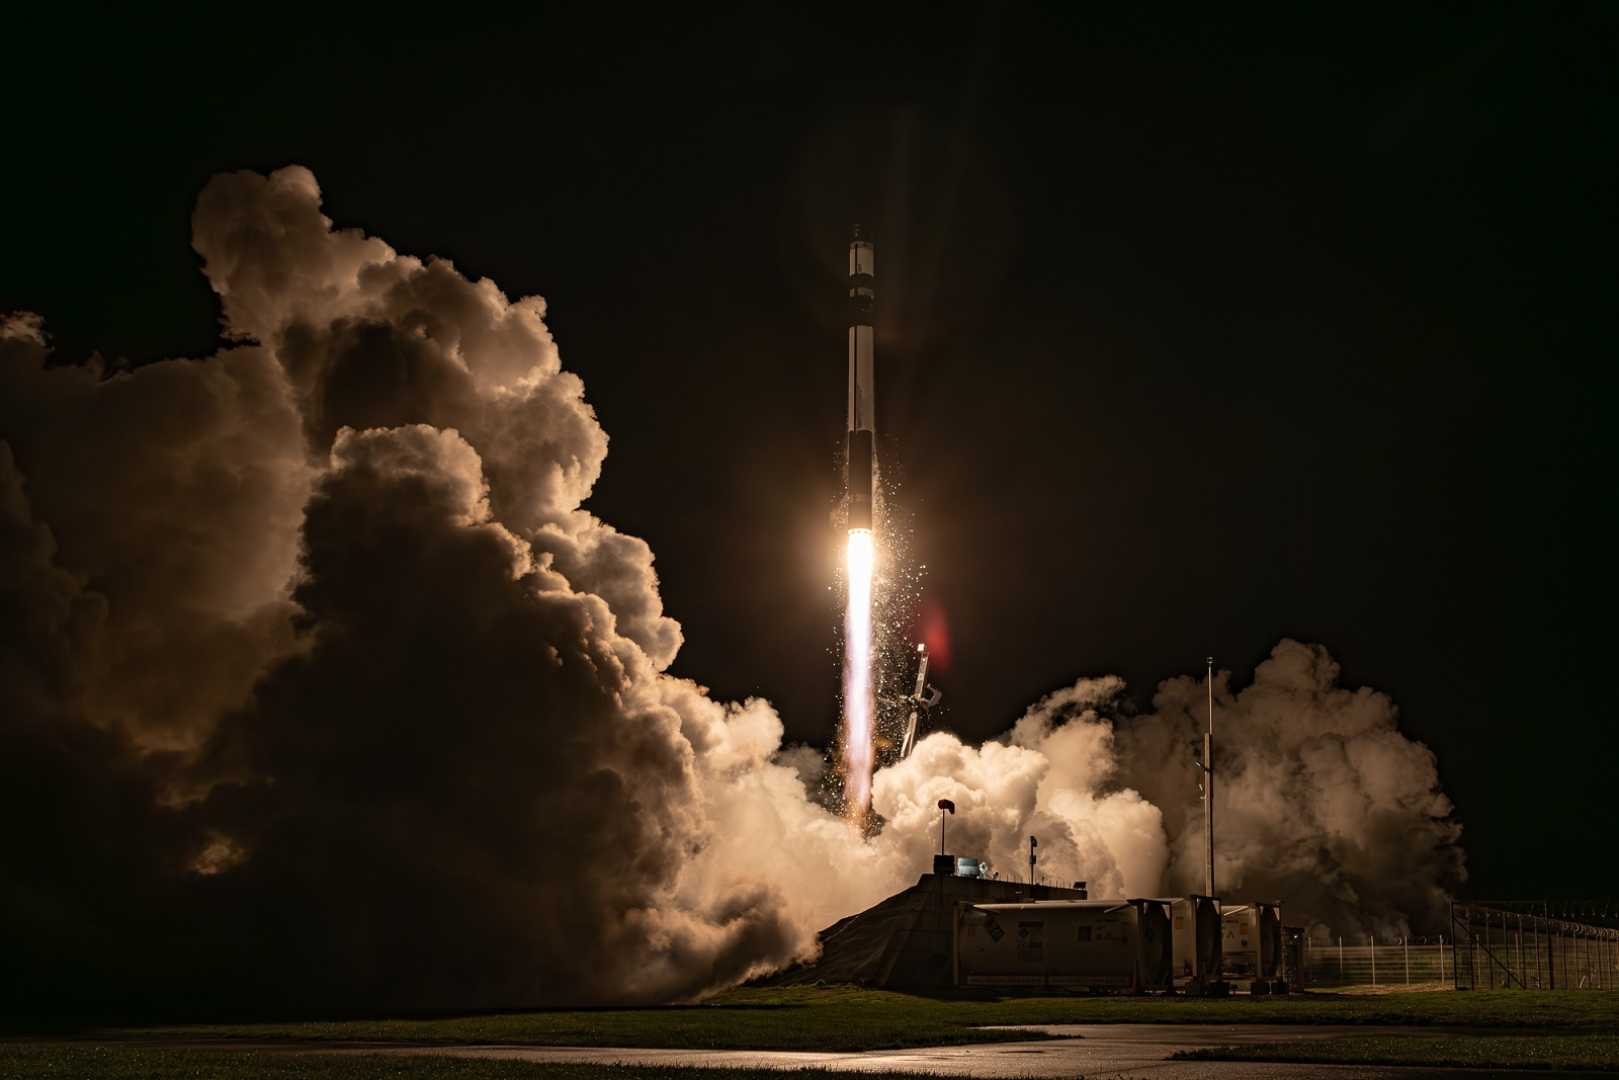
top-left (847, 227), bottom-right (876, 533)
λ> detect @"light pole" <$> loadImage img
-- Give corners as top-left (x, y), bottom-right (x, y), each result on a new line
top-left (1200, 657), bottom-right (1215, 897)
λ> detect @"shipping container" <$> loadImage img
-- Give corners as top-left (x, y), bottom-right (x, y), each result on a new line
top-left (1158, 894), bottom-right (1225, 993)
top-left (953, 899), bottom-right (1172, 992)
top-left (1221, 901), bottom-right (1283, 992)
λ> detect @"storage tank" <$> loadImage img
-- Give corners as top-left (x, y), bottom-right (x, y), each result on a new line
top-left (953, 899), bottom-right (1172, 992)
top-left (1221, 902), bottom-right (1283, 992)
top-left (1159, 894), bottom-right (1225, 994)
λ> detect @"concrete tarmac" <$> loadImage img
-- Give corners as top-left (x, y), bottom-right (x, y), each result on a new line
top-left (273, 1023), bottom-right (1597, 1078)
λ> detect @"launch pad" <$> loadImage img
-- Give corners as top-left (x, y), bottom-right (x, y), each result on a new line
top-left (767, 873), bottom-right (1089, 990)
top-left (768, 857), bottom-right (1294, 996)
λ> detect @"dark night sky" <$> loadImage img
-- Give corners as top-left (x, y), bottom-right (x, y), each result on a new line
top-left (6, 6), bottom-right (1615, 898)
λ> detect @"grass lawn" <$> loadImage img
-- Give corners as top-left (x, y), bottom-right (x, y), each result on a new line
top-left (0, 1045), bottom-right (925, 1080)
top-left (1174, 1033), bottom-right (1619, 1072)
top-left (66, 987), bottom-right (1619, 1052)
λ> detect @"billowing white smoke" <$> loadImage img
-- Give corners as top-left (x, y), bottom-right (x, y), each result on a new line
top-left (0, 168), bottom-right (1462, 1008)
top-left (1114, 643), bottom-right (1466, 935)
top-left (674, 637), bottom-right (1464, 944)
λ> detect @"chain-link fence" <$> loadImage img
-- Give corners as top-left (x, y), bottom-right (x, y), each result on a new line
top-left (1304, 938), bottom-right (1450, 988)
top-left (1451, 903), bottom-right (1619, 990)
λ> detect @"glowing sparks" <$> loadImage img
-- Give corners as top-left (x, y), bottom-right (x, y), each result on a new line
top-left (842, 528), bottom-right (876, 820)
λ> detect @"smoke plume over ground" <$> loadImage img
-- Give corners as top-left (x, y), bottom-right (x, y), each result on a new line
top-left (1, 168), bottom-right (1462, 1010)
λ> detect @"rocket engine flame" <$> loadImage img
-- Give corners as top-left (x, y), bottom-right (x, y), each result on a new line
top-left (842, 527), bottom-right (876, 819)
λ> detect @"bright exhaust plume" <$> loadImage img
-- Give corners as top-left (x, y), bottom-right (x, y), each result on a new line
top-left (842, 527), bottom-right (876, 820)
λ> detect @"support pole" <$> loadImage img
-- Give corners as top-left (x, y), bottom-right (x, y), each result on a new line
top-left (1547, 903), bottom-right (1555, 990)
top-left (1204, 657), bottom-right (1215, 898)
top-left (1533, 915), bottom-right (1541, 989)
top-left (1508, 913), bottom-right (1521, 990)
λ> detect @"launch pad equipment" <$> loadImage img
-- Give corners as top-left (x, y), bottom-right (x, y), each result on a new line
top-left (1280, 925), bottom-right (1309, 992)
top-left (1162, 894), bottom-right (1228, 995)
top-left (766, 872), bottom-right (1088, 990)
top-left (1221, 901), bottom-right (1286, 994)
top-left (954, 899), bottom-right (1174, 993)
top-left (899, 643), bottom-right (942, 758)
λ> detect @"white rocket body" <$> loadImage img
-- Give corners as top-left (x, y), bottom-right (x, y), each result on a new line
top-left (847, 230), bottom-right (876, 531)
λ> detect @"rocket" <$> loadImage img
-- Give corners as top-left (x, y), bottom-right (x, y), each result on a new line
top-left (847, 226), bottom-right (876, 532)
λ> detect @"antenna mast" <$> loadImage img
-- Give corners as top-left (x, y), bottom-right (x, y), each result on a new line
top-left (1204, 656), bottom-right (1215, 897)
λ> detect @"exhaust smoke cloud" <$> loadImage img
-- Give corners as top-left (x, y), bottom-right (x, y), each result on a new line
top-left (0, 168), bottom-right (1463, 1009)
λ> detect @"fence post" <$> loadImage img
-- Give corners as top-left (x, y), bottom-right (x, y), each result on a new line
top-left (1370, 935), bottom-right (1377, 986)
top-left (1338, 936), bottom-right (1344, 984)
top-left (1440, 933), bottom-right (1446, 983)
top-left (1532, 914), bottom-right (1541, 989)
top-left (1450, 906), bottom-right (1463, 990)
top-left (1456, 905), bottom-right (1465, 990)
top-left (1455, 906), bottom-right (1465, 990)
top-left (1488, 913), bottom-right (1496, 990)
top-left (1403, 936), bottom-right (1410, 984)
top-left (1516, 914), bottom-right (1524, 989)
top-left (1547, 906), bottom-right (1555, 991)
top-left (1557, 919), bottom-right (1563, 991)
top-left (1470, 908), bottom-right (1480, 990)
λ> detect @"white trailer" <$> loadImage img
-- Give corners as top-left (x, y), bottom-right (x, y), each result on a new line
top-left (953, 899), bottom-right (1172, 992)
top-left (1221, 901), bottom-right (1284, 993)
top-left (1161, 894), bottom-right (1226, 994)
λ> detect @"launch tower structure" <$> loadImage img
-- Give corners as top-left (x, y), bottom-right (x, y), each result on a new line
top-left (900, 643), bottom-right (942, 758)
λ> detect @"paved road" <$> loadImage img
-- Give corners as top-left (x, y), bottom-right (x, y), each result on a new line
top-left (246, 1024), bottom-right (1597, 1078)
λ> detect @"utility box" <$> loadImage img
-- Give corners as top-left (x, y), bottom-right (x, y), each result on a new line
top-left (953, 899), bottom-right (1172, 992)
top-left (1161, 894), bottom-right (1226, 994)
top-left (1221, 902), bottom-right (1284, 993)
top-left (1279, 925), bottom-right (1308, 992)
